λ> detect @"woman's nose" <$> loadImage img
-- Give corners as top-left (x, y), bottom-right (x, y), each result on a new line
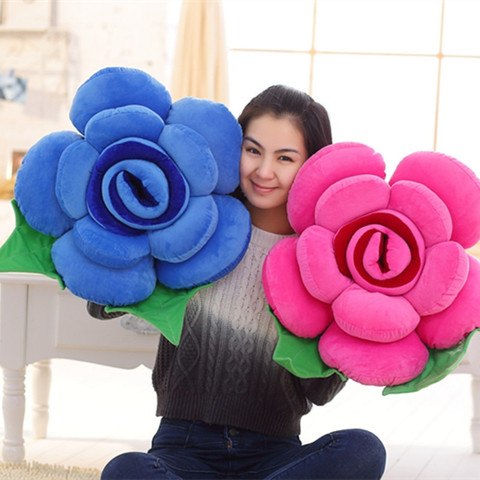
top-left (256, 157), bottom-right (275, 178)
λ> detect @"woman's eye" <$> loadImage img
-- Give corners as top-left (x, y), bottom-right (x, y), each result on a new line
top-left (246, 147), bottom-right (260, 155)
top-left (279, 155), bottom-right (294, 162)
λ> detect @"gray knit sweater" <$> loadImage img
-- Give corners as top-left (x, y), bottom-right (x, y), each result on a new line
top-left (152, 226), bottom-right (345, 437)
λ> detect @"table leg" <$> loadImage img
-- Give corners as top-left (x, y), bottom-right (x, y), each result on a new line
top-left (2, 367), bottom-right (26, 463)
top-left (472, 375), bottom-right (480, 454)
top-left (31, 359), bottom-right (51, 439)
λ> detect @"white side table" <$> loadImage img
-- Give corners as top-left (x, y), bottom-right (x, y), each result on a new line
top-left (455, 332), bottom-right (480, 453)
top-left (0, 273), bottom-right (158, 463)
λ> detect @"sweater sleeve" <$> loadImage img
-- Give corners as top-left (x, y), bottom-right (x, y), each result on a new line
top-left (86, 301), bottom-right (126, 320)
top-left (299, 375), bottom-right (347, 406)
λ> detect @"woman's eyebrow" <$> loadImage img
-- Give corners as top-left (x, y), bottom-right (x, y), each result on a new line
top-left (243, 135), bottom-right (262, 148)
top-left (276, 147), bottom-right (301, 154)
top-left (243, 136), bottom-right (300, 154)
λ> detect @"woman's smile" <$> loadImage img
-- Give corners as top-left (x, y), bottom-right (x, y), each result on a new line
top-left (251, 180), bottom-right (277, 194)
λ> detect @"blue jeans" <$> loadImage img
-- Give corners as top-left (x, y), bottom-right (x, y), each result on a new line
top-left (101, 418), bottom-right (386, 479)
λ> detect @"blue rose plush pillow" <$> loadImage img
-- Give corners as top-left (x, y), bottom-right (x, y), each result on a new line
top-left (7, 67), bottom-right (251, 314)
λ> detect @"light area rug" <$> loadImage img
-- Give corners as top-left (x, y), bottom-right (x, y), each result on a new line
top-left (0, 461), bottom-right (100, 480)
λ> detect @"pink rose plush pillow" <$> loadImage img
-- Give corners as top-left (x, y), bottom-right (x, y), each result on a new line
top-left (263, 142), bottom-right (480, 389)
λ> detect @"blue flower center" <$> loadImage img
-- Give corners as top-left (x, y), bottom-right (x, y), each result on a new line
top-left (87, 138), bottom-right (190, 235)
top-left (122, 171), bottom-right (159, 207)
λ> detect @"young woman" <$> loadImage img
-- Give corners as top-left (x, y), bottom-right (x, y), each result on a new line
top-left (95, 85), bottom-right (387, 479)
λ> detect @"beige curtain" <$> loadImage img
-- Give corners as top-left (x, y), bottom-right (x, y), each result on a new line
top-left (170, 0), bottom-right (229, 105)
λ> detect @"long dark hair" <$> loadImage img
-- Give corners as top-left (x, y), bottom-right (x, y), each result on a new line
top-left (237, 85), bottom-right (332, 158)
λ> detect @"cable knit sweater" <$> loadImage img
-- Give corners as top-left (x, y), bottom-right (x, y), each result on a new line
top-left (152, 226), bottom-right (345, 437)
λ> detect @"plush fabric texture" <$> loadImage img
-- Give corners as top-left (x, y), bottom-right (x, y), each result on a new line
top-left (13, 67), bottom-right (250, 306)
top-left (416, 255), bottom-right (480, 348)
top-left (262, 237), bottom-right (333, 338)
top-left (84, 105), bottom-right (166, 151)
top-left (69, 66), bottom-right (172, 134)
top-left (390, 151), bottom-right (480, 249)
top-left (156, 195), bottom-right (251, 288)
top-left (287, 142), bottom-right (386, 234)
top-left (263, 142), bottom-right (480, 386)
top-left (166, 97), bottom-right (241, 194)
top-left (318, 322), bottom-right (429, 387)
top-left (15, 131), bottom-right (82, 237)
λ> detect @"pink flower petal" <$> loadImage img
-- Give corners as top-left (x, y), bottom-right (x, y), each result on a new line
top-left (416, 254), bottom-right (480, 348)
top-left (288, 142), bottom-right (385, 234)
top-left (405, 241), bottom-right (469, 316)
top-left (315, 174), bottom-right (390, 231)
top-left (390, 151), bottom-right (480, 248)
top-left (296, 225), bottom-right (353, 303)
top-left (263, 237), bottom-right (333, 338)
top-left (388, 180), bottom-right (453, 247)
top-left (333, 285), bottom-right (420, 343)
top-left (319, 322), bottom-right (429, 386)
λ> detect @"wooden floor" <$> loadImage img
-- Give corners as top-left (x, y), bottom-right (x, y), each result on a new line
top-left (0, 358), bottom-right (479, 479)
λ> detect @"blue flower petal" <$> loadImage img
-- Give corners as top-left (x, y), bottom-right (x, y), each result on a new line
top-left (159, 124), bottom-right (218, 196)
top-left (155, 195), bottom-right (251, 289)
top-left (15, 131), bottom-right (82, 237)
top-left (149, 195), bottom-right (218, 263)
top-left (52, 231), bottom-right (156, 306)
top-left (166, 98), bottom-right (242, 194)
top-left (56, 140), bottom-right (98, 220)
top-left (70, 67), bottom-right (172, 135)
top-left (85, 105), bottom-right (165, 152)
top-left (73, 216), bottom-right (150, 268)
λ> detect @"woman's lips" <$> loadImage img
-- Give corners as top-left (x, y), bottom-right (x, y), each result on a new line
top-left (252, 181), bottom-right (276, 194)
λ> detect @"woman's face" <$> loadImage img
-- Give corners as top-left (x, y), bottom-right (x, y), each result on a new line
top-left (240, 114), bottom-right (308, 231)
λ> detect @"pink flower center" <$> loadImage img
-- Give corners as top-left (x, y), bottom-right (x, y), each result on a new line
top-left (333, 210), bottom-right (425, 295)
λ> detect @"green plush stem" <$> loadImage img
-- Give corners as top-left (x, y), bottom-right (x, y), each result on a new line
top-left (271, 308), bottom-right (345, 380)
top-left (271, 305), bottom-right (480, 394)
top-left (0, 199), bottom-right (64, 287)
top-left (383, 328), bottom-right (480, 395)
top-left (106, 282), bottom-right (211, 345)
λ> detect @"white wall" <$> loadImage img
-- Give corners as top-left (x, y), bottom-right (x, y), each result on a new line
top-left (0, 0), bottom-right (180, 179)
top-left (56, 0), bottom-right (179, 92)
